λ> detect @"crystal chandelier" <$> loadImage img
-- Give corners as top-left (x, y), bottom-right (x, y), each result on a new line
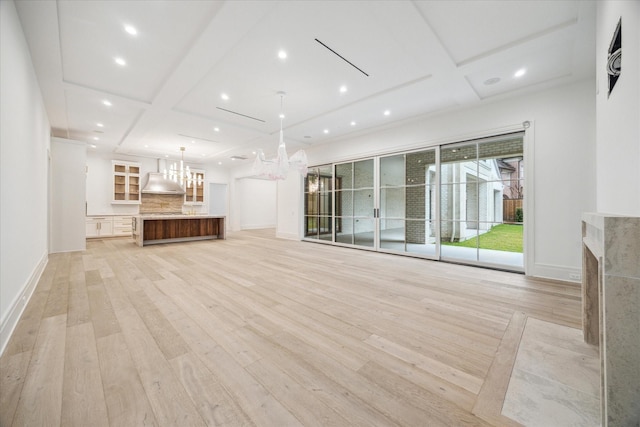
top-left (253, 92), bottom-right (308, 180)
top-left (164, 146), bottom-right (201, 188)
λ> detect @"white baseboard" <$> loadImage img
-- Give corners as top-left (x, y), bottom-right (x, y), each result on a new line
top-left (275, 231), bottom-right (300, 240)
top-left (240, 224), bottom-right (276, 230)
top-left (0, 251), bottom-right (48, 356)
top-left (530, 262), bottom-right (582, 283)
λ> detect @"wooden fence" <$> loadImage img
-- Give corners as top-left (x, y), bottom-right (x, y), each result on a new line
top-left (503, 199), bottom-right (523, 223)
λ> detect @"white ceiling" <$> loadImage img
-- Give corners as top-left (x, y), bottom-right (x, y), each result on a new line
top-left (15, 0), bottom-right (596, 167)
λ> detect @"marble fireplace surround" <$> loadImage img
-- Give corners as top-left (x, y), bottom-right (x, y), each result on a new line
top-left (581, 213), bottom-right (640, 427)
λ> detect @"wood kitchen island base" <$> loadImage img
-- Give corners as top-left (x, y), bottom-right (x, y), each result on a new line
top-left (133, 215), bottom-right (225, 246)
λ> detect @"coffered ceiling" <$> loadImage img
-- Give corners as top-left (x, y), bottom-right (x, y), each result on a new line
top-left (15, 0), bottom-right (595, 167)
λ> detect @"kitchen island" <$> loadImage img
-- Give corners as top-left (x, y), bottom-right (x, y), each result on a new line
top-left (133, 214), bottom-right (225, 247)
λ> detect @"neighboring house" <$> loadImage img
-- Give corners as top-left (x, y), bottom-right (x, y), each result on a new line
top-left (498, 157), bottom-right (524, 200)
top-left (498, 157), bottom-right (524, 222)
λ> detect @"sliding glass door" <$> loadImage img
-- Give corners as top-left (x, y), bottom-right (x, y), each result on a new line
top-left (379, 149), bottom-right (437, 257)
top-left (439, 136), bottom-right (524, 270)
top-left (303, 133), bottom-right (524, 272)
top-left (304, 165), bottom-right (333, 241)
top-left (335, 159), bottom-right (375, 248)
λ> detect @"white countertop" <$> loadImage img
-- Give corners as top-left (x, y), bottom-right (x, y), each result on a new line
top-left (136, 214), bottom-right (225, 219)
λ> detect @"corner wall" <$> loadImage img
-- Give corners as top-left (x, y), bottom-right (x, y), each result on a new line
top-left (596, 1), bottom-right (640, 215)
top-left (0, 0), bottom-right (51, 355)
top-left (50, 138), bottom-right (86, 253)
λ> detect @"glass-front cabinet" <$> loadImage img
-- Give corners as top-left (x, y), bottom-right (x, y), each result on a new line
top-left (112, 161), bottom-right (141, 204)
top-left (185, 169), bottom-right (205, 205)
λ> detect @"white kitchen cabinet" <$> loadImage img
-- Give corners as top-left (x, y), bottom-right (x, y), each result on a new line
top-left (86, 217), bottom-right (113, 238)
top-left (184, 169), bottom-right (205, 205)
top-left (112, 161), bottom-right (141, 204)
top-left (112, 215), bottom-right (133, 236)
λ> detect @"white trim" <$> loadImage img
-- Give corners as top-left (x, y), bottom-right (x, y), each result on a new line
top-left (0, 251), bottom-right (48, 356)
top-left (276, 231), bottom-right (299, 240)
top-left (530, 262), bottom-right (582, 283)
top-left (241, 224), bottom-right (276, 230)
top-left (524, 120), bottom-right (535, 276)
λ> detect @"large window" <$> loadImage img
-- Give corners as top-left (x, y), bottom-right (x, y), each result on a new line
top-left (302, 133), bottom-right (525, 271)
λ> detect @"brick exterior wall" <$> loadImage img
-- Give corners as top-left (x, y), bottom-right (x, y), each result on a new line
top-left (405, 151), bottom-right (435, 243)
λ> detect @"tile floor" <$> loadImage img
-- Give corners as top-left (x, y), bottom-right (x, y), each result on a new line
top-left (502, 317), bottom-right (600, 426)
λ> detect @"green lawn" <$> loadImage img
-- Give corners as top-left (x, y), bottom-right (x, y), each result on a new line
top-left (442, 224), bottom-right (523, 253)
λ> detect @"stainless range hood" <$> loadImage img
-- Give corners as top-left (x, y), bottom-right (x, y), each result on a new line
top-left (141, 172), bottom-right (186, 195)
top-left (141, 159), bottom-right (186, 195)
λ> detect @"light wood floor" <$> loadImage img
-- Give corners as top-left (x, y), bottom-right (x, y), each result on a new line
top-left (1, 229), bottom-right (582, 426)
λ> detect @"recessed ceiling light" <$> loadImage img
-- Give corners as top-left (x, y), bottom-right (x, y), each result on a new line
top-left (144, 145), bottom-right (149, 148)
top-left (213, 127), bottom-right (220, 132)
top-left (191, 140), bottom-right (195, 144)
top-left (278, 50), bottom-right (287, 59)
top-left (114, 57), bottom-right (126, 66)
top-left (221, 93), bottom-right (229, 101)
top-left (484, 77), bottom-right (501, 86)
top-left (279, 113), bottom-right (285, 119)
top-left (93, 136), bottom-right (99, 140)
top-left (96, 122), bottom-right (104, 127)
top-left (102, 100), bottom-right (112, 106)
top-left (90, 144), bottom-right (97, 148)
top-left (384, 110), bottom-right (391, 116)
top-left (252, 151), bottom-right (256, 155)
top-left (165, 154), bottom-right (169, 158)
top-left (323, 129), bottom-right (329, 134)
top-left (350, 121), bottom-right (356, 126)
top-left (339, 85), bottom-right (347, 94)
top-left (201, 154), bottom-right (205, 157)
top-left (514, 68), bottom-right (526, 78)
top-left (218, 161), bottom-right (222, 165)
top-left (124, 24), bottom-right (137, 36)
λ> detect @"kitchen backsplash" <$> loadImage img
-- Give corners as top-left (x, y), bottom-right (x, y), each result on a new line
top-left (140, 193), bottom-right (184, 214)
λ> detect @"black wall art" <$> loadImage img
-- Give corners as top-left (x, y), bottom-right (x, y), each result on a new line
top-left (607, 18), bottom-right (622, 97)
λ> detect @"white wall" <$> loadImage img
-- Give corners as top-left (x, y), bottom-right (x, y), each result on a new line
top-left (50, 138), bottom-right (86, 253)
top-left (276, 173), bottom-right (303, 240)
top-left (301, 80), bottom-right (597, 281)
top-left (0, 0), bottom-right (51, 354)
top-left (235, 178), bottom-right (277, 230)
top-left (596, 1), bottom-right (640, 215)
